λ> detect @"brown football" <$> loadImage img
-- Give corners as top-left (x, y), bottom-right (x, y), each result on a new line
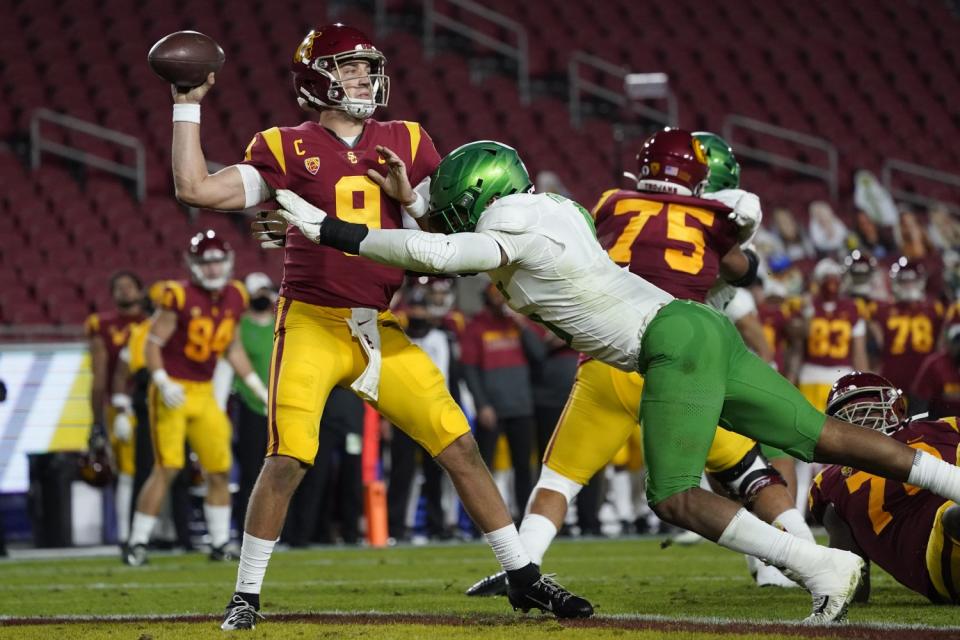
top-left (147, 31), bottom-right (225, 88)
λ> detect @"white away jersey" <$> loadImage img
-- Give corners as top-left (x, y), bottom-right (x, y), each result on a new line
top-left (477, 192), bottom-right (674, 371)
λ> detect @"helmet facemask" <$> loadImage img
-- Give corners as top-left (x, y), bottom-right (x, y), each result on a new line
top-left (296, 51), bottom-right (390, 119)
top-left (426, 141), bottom-right (533, 234)
top-left (828, 387), bottom-right (906, 436)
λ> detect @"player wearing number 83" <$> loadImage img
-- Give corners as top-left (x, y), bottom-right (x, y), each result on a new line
top-left (274, 137), bottom-right (960, 624)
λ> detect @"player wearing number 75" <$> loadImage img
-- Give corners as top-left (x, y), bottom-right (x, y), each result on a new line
top-left (271, 136), bottom-right (960, 624)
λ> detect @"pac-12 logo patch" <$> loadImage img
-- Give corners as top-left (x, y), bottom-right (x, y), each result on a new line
top-left (304, 156), bottom-right (320, 175)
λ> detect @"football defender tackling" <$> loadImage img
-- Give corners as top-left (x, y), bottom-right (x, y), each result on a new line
top-left (272, 139), bottom-right (960, 624)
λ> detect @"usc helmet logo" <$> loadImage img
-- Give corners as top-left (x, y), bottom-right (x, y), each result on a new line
top-left (691, 138), bottom-right (707, 166)
top-left (295, 31), bottom-right (318, 64)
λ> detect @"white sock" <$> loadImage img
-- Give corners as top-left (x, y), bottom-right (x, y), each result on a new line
top-left (908, 450), bottom-right (960, 503)
top-left (128, 512), bottom-right (157, 547)
top-left (518, 513), bottom-right (558, 566)
top-left (115, 473), bottom-right (133, 543)
top-left (236, 532), bottom-right (277, 595)
top-left (204, 503), bottom-right (232, 548)
top-left (484, 523), bottom-right (533, 571)
top-left (718, 508), bottom-right (824, 572)
top-left (773, 508), bottom-right (815, 544)
top-left (611, 470), bottom-right (635, 521)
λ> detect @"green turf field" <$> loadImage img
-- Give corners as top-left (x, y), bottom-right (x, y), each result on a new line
top-left (1, 537), bottom-right (958, 639)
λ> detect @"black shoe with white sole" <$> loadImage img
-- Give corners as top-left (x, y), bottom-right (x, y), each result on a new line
top-left (465, 570), bottom-right (508, 597)
top-left (507, 574), bottom-right (594, 618)
top-left (221, 593), bottom-right (264, 630)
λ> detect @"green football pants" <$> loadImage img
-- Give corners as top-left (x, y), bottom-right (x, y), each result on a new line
top-left (637, 300), bottom-right (825, 505)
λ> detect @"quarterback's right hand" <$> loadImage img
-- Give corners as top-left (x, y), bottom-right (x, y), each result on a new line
top-left (172, 72), bottom-right (215, 104)
top-left (152, 369), bottom-right (186, 408)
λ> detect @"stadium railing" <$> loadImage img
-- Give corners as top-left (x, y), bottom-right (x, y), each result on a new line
top-left (422, 0), bottom-right (530, 104)
top-left (568, 51), bottom-right (677, 130)
top-left (882, 158), bottom-right (960, 216)
top-left (30, 109), bottom-right (147, 202)
top-left (722, 114), bottom-right (839, 200)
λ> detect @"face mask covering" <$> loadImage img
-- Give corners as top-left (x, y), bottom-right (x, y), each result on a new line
top-left (406, 317), bottom-right (431, 338)
top-left (250, 296), bottom-right (274, 312)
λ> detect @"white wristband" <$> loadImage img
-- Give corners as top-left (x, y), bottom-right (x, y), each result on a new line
top-left (243, 371), bottom-right (269, 401)
top-left (111, 393), bottom-right (132, 411)
top-left (172, 103), bottom-right (201, 124)
top-left (152, 369), bottom-right (171, 386)
top-left (403, 191), bottom-right (428, 219)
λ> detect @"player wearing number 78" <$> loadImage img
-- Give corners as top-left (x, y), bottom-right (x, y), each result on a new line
top-left (272, 138), bottom-right (960, 624)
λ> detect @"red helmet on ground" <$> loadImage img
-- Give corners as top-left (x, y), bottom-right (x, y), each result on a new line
top-left (291, 23), bottom-right (389, 119)
top-left (890, 256), bottom-right (927, 302)
top-left (186, 230), bottom-right (234, 291)
top-left (635, 128), bottom-right (710, 197)
top-left (825, 371), bottom-right (908, 436)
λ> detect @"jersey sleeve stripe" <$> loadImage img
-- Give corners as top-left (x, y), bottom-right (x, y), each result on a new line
top-left (590, 189), bottom-right (619, 217)
top-left (403, 121), bottom-right (421, 165)
top-left (942, 416), bottom-right (959, 432)
top-left (261, 127), bottom-right (287, 175)
top-left (165, 282), bottom-right (186, 311)
top-left (232, 280), bottom-right (250, 308)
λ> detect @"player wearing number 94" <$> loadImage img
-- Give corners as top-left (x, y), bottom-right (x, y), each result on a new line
top-left (124, 230), bottom-right (267, 568)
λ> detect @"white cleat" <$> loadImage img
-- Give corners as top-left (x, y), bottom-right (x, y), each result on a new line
top-left (756, 562), bottom-right (800, 588)
top-left (799, 549), bottom-right (864, 625)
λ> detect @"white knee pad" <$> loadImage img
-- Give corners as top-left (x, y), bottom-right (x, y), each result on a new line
top-left (531, 465), bottom-right (584, 507)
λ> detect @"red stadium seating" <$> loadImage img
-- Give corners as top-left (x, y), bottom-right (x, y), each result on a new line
top-left (0, 0), bottom-right (956, 325)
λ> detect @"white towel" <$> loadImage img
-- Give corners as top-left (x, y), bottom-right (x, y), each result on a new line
top-left (346, 307), bottom-right (382, 402)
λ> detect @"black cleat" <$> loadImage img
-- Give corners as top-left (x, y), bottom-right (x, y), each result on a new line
top-left (221, 594), bottom-right (264, 630)
top-left (466, 570), bottom-right (508, 597)
top-left (121, 543), bottom-right (148, 566)
top-left (209, 543), bottom-right (238, 562)
top-left (507, 573), bottom-right (594, 618)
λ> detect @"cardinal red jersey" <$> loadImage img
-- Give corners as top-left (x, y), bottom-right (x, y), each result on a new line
top-left (802, 298), bottom-right (863, 367)
top-left (874, 300), bottom-right (944, 392)
top-left (158, 280), bottom-right (248, 382)
top-left (591, 189), bottom-right (739, 303)
top-left (809, 418), bottom-right (960, 601)
top-left (85, 310), bottom-right (147, 394)
top-left (242, 119), bottom-right (441, 309)
top-left (913, 351), bottom-right (960, 418)
top-left (758, 302), bottom-right (791, 371)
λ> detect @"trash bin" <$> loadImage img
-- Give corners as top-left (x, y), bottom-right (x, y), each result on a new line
top-left (27, 452), bottom-right (78, 547)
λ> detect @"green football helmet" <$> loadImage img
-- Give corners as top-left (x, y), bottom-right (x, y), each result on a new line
top-left (426, 140), bottom-right (533, 234)
top-left (692, 131), bottom-right (740, 193)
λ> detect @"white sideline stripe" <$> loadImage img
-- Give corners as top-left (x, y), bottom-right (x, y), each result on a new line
top-left (0, 575), bottom-right (748, 591)
top-left (1, 610), bottom-right (959, 633)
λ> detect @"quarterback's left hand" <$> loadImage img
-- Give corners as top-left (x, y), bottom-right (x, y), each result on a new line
top-left (276, 189), bottom-right (328, 244)
top-left (702, 189), bottom-right (762, 244)
top-left (367, 145), bottom-right (416, 206)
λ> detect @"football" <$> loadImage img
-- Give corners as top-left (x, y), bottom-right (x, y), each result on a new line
top-left (147, 30), bottom-right (225, 89)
